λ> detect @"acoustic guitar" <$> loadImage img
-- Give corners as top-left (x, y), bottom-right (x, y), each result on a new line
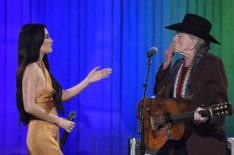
top-left (137, 97), bottom-right (232, 150)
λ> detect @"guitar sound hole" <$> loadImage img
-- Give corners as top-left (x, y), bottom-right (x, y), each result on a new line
top-left (156, 124), bottom-right (165, 132)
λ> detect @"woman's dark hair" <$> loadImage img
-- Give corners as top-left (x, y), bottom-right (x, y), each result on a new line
top-left (16, 24), bottom-right (64, 125)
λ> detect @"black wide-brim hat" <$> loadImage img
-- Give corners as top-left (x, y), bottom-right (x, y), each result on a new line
top-left (165, 13), bottom-right (220, 44)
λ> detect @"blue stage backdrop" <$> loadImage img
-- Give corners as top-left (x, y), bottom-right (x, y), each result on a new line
top-left (0, 0), bottom-right (233, 155)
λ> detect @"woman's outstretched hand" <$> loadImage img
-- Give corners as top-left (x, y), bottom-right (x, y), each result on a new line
top-left (86, 66), bottom-right (112, 83)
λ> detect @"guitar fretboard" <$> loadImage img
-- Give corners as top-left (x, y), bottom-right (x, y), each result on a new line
top-left (165, 110), bottom-right (210, 124)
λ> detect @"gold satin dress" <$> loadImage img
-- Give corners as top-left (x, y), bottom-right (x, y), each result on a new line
top-left (27, 61), bottom-right (63, 155)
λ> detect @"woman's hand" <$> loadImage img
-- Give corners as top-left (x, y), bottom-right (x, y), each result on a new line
top-left (56, 117), bottom-right (75, 132)
top-left (86, 66), bottom-right (112, 83)
top-left (61, 66), bottom-right (111, 101)
top-left (163, 42), bottom-right (175, 69)
top-left (194, 107), bottom-right (208, 124)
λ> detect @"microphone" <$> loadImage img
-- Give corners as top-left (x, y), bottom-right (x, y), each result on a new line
top-left (147, 47), bottom-right (158, 58)
top-left (60, 112), bottom-right (76, 149)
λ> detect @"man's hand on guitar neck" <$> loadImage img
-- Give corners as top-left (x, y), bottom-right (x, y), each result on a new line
top-left (194, 107), bottom-right (209, 124)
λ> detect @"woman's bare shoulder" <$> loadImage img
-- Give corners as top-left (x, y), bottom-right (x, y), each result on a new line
top-left (24, 63), bottom-right (40, 77)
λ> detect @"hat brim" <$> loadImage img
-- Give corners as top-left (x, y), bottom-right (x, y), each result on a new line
top-left (165, 23), bottom-right (220, 44)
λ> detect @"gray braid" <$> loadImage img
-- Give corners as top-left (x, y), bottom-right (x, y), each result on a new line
top-left (186, 35), bottom-right (209, 99)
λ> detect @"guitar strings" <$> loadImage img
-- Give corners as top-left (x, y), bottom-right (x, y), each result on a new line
top-left (149, 110), bottom-right (196, 124)
top-left (149, 103), bottom-right (229, 124)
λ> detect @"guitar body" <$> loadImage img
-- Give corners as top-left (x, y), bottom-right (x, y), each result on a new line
top-left (137, 97), bottom-right (232, 150)
top-left (137, 97), bottom-right (189, 150)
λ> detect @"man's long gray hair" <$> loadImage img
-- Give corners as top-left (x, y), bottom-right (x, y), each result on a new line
top-left (189, 34), bottom-right (210, 54)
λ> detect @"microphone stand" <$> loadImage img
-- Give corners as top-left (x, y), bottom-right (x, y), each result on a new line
top-left (138, 55), bottom-right (153, 155)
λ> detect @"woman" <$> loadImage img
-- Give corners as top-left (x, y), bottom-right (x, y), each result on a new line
top-left (16, 24), bottom-right (112, 155)
top-left (154, 14), bottom-right (228, 155)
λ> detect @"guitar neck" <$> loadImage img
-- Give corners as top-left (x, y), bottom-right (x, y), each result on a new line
top-left (166, 110), bottom-right (210, 124)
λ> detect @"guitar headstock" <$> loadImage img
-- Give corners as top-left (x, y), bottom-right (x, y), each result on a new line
top-left (209, 102), bottom-right (233, 117)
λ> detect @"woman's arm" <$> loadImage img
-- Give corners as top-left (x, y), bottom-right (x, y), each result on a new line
top-left (62, 66), bottom-right (112, 101)
top-left (23, 64), bottom-right (74, 132)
